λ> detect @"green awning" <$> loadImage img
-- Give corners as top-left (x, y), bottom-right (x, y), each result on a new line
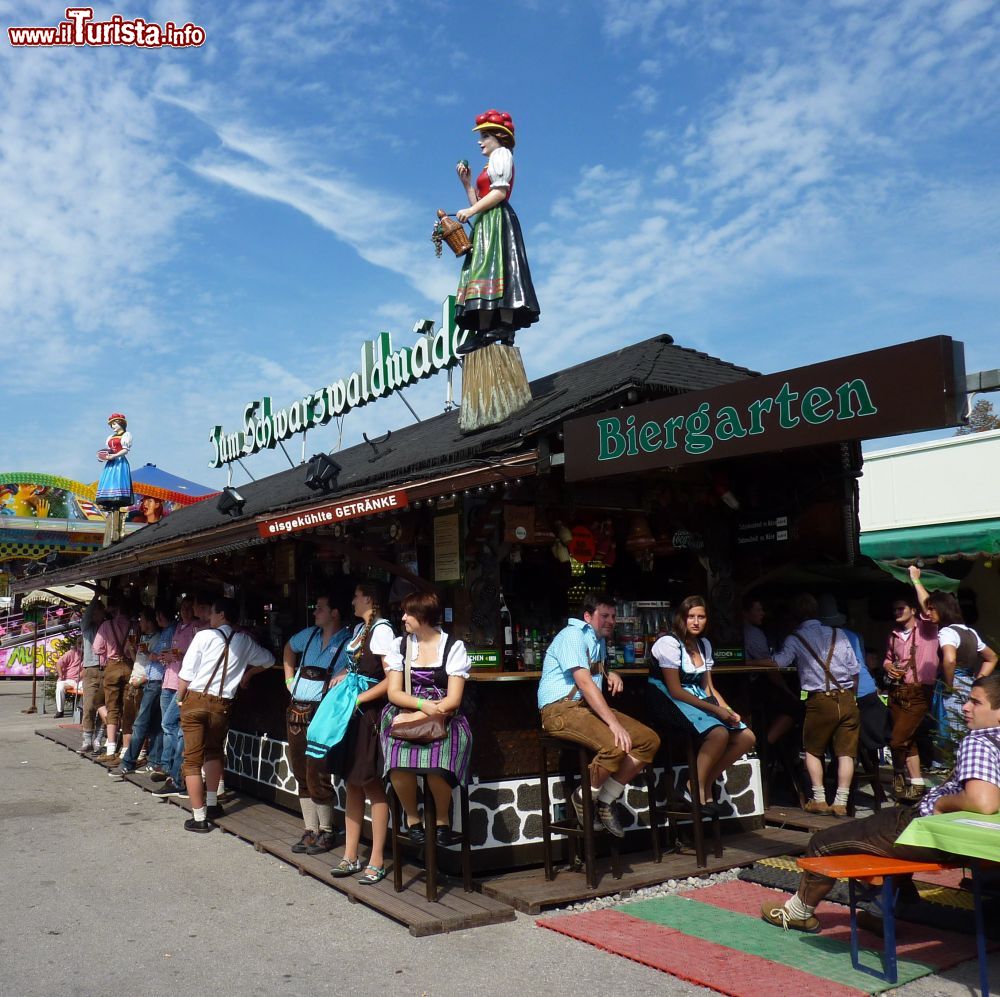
top-left (860, 519), bottom-right (1000, 561)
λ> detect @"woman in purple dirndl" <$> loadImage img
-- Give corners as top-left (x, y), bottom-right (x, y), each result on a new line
top-left (380, 591), bottom-right (472, 843)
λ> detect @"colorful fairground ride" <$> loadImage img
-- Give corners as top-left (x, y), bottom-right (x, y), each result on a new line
top-left (0, 464), bottom-right (217, 607)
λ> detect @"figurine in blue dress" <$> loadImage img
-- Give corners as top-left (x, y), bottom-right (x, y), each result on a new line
top-left (95, 413), bottom-right (134, 509)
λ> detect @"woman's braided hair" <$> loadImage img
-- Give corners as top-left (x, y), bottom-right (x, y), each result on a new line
top-left (353, 581), bottom-right (385, 661)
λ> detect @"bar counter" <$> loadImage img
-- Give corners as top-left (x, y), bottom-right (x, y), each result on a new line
top-left (222, 663), bottom-right (767, 870)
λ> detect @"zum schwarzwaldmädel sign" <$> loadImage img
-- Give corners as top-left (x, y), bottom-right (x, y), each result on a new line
top-left (564, 336), bottom-right (965, 482)
top-left (210, 297), bottom-right (463, 469)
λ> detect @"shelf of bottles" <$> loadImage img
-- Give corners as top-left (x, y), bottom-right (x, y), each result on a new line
top-left (609, 600), bottom-right (671, 668)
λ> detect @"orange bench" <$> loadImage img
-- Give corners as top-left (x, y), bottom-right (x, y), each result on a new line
top-left (797, 855), bottom-right (960, 985)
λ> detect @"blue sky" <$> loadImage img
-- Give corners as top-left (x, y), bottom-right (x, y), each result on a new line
top-left (1, 0), bottom-right (997, 490)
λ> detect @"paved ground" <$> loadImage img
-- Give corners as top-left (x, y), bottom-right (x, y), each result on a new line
top-left (1, 681), bottom-right (995, 996)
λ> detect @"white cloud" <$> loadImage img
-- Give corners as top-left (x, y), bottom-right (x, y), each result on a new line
top-left (190, 122), bottom-right (453, 302)
top-left (523, 0), bottom-right (1000, 374)
top-left (0, 46), bottom-right (197, 385)
top-left (629, 83), bottom-right (659, 113)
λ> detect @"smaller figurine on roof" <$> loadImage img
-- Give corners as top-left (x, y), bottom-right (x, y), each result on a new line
top-left (95, 413), bottom-right (134, 510)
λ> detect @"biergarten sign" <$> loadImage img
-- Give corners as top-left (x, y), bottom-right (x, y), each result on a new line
top-left (210, 297), bottom-right (464, 469)
top-left (564, 336), bottom-right (965, 481)
top-left (257, 489), bottom-right (409, 538)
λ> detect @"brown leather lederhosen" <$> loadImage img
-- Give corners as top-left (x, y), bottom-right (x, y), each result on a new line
top-left (179, 629), bottom-right (235, 778)
top-left (797, 627), bottom-right (860, 758)
top-left (285, 628), bottom-right (349, 803)
top-left (887, 627), bottom-right (933, 762)
top-left (102, 617), bottom-right (137, 727)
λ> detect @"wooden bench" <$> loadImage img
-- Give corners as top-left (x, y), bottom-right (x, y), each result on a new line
top-left (797, 855), bottom-right (961, 985)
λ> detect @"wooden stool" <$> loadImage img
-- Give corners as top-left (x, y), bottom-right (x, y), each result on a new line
top-left (653, 730), bottom-right (722, 868)
top-left (539, 736), bottom-right (625, 889)
top-left (389, 777), bottom-right (473, 903)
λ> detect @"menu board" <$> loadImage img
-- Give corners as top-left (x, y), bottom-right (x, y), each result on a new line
top-left (434, 512), bottom-right (462, 582)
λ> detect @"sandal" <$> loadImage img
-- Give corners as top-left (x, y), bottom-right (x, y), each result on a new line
top-left (358, 864), bottom-right (386, 885)
top-left (330, 857), bottom-right (363, 878)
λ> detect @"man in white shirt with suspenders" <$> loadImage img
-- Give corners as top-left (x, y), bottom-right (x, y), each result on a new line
top-left (177, 596), bottom-right (274, 833)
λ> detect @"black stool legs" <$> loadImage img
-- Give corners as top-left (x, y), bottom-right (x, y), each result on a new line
top-left (653, 732), bottom-right (722, 868)
top-left (389, 778), bottom-right (473, 903)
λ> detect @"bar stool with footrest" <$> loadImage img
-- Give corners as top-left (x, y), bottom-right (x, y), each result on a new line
top-left (389, 776), bottom-right (473, 903)
top-left (650, 729), bottom-right (722, 868)
top-left (539, 735), bottom-right (664, 889)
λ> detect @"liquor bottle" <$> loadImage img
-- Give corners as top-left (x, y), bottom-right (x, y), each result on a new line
top-left (514, 625), bottom-right (526, 670)
top-left (500, 592), bottom-right (516, 671)
top-left (522, 627), bottom-right (535, 669)
top-left (531, 628), bottom-right (542, 668)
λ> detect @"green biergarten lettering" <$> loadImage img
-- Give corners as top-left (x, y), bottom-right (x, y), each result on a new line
top-left (596, 377), bottom-right (878, 463)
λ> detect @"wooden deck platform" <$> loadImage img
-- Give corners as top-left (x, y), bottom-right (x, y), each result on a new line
top-left (35, 725), bottom-right (515, 937)
top-left (36, 724), bottom-right (815, 925)
top-left (479, 826), bottom-right (812, 915)
top-left (763, 804), bottom-right (843, 833)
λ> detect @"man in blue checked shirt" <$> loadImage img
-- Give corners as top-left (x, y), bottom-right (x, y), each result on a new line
top-left (538, 592), bottom-right (660, 838)
top-left (283, 592), bottom-right (353, 855)
top-left (762, 672), bottom-right (1000, 933)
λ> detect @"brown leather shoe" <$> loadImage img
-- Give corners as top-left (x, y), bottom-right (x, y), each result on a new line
top-left (829, 803), bottom-right (849, 817)
top-left (305, 830), bottom-right (339, 854)
top-left (804, 800), bottom-right (832, 814)
top-left (291, 830), bottom-right (317, 854)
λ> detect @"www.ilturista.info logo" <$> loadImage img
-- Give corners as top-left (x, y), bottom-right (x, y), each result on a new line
top-left (8, 7), bottom-right (206, 47)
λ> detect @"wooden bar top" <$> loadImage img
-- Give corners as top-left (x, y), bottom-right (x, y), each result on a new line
top-left (467, 663), bottom-right (780, 682)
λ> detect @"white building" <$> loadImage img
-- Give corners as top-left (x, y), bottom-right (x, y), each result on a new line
top-left (859, 427), bottom-right (1000, 643)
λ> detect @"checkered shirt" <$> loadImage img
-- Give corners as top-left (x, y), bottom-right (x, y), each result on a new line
top-left (919, 725), bottom-right (1000, 816)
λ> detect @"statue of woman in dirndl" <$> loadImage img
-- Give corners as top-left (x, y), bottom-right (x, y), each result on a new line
top-left (96, 413), bottom-right (134, 510)
top-left (453, 109), bottom-right (540, 356)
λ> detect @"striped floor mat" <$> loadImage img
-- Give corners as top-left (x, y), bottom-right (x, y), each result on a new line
top-left (537, 879), bottom-right (994, 995)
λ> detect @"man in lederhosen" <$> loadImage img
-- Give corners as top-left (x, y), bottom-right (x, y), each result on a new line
top-left (93, 596), bottom-right (137, 765)
top-left (283, 592), bottom-right (352, 854)
top-left (773, 593), bottom-right (860, 816)
top-left (176, 596), bottom-right (274, 833)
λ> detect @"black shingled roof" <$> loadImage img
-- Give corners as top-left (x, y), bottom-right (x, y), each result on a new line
top-left (18, 335), bottom-right (756, 587)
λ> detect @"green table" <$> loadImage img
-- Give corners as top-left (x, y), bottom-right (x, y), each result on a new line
top-left (896, 809), bottom-right (1000, 860)
top-left (897, 810), bottom-right (999, 995)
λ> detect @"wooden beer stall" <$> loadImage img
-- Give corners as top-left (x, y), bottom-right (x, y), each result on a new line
top-left (16, 334), bottom-right (966, 873)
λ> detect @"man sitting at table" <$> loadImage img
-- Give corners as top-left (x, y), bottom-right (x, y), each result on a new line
top-left (761, 673), bottom-right (1000, 933)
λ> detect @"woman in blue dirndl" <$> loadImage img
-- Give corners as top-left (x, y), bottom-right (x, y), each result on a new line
top-left (379, 590), bottom-right (472, 844)
top-left (96, 413), bottom-right (133, 509)
top-left (647, 595), bottom-right (755, 815)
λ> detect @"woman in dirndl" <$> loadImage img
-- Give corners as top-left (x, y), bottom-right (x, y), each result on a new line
top-left (647, 596), bottom-right (755, 815)
top-left (453, 109), bottom-right (540, 355)
top-left (96, 413), bottom-right (133, 509)
top-left (913, 568), bottom-right (998, 766)
top-left (380, 590), bottom-right (472, 845)
top-left (327, 582), bottom-right (394, 884)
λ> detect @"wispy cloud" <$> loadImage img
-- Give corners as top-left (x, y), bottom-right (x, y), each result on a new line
top-left (188, 117), bottom-right (452, 302)
top-left (0, 46), bottom-right (197, 384)
top-left (524, 0), bottom-right (1000, 373)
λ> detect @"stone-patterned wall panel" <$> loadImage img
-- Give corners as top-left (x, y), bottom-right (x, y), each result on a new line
top-left (224, 728), bottom-right (761, 849)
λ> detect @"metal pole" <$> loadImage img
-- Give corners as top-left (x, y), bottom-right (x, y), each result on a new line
top-left (399, 392), bottom-right (422, 423)
top-left (23, 608), bottom-right (39, 714)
